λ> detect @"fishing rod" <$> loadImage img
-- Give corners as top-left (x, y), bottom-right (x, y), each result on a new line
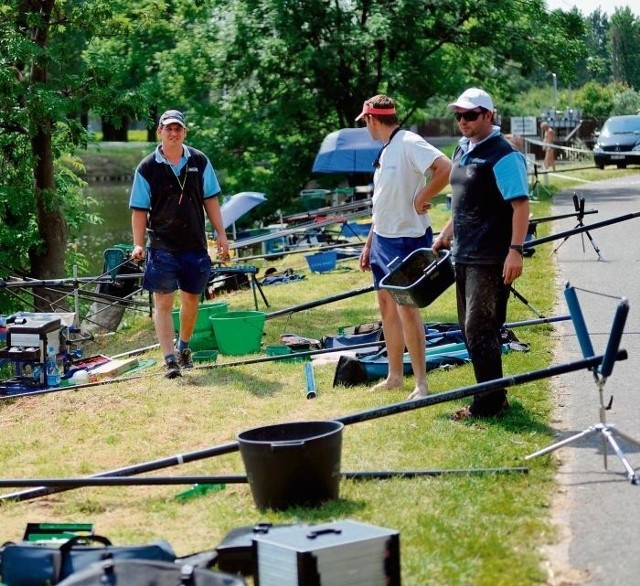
top-left (0, 314), bottom-right (571, 402)
top-left (266, 285), bottom-right (375, 319)
top-left (0, 467), bottom-right (529, 489)
top-left (0, 349), bottom-right (623, 503)
top-left (0, 273), bottom-right (143, 289)
top-left (0, 258), bottom-right (140, 290)
top-left (229, 210), bottom-right (372, 250)
top-left (234, 240), bottom-right (364, 264)
top-left (282, 198), bottom-right (373, 223)
top-left (528, 208), bottom-right (597, 226)
top-left (526, 211), bottom-right (640, 248)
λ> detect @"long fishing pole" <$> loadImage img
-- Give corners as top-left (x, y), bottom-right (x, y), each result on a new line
top-left (528, 208), bottom-right (597, 226)
top-left (0, 259), bottom-right (140, 290)
top-left (266, 285), bottom-right (375, 319)
top-left (0, 468), bottom-right (529, 489)
top-left (0, 314), bottom-right (570, 402)
top-left (526, 211), bottom-right (640, 248)
top-left (0, 349), bottom-right (623, 503)
top-left (229, 210), bottom-right (372, 250)
top-left (235, 240), bottom-right (364, 264)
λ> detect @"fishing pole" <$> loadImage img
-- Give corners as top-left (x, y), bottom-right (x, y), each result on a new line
top-left (0, 349), bottom-right (624, 503)
top-left (526, 211), bottom-right (640, 248)
top-left (0, 259), bottom-right (140, 290)
top-left (266, 285), bottom-right (375, 319)
top-left (528, 208), bottom-right (597, 226)
top-left (234, 240), bottom-right (364, 264)
top-left (0, 314), bottom-right (571, 401)
top-left (229, 210), bottom-right (372, 250)
top-left (0, 468), bottom-right (529, 489)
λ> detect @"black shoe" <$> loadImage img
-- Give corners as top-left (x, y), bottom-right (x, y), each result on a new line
top-left (164, 359), bottom-right (182, 379)
top-left (177, 348), bottom-right (194, 370)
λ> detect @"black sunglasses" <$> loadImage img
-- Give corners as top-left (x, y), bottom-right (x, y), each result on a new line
top-left (455, 110), bottom-right (484, 122)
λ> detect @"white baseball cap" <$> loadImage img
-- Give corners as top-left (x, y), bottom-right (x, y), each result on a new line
top-left (448, 88), bottom-right (494, 112)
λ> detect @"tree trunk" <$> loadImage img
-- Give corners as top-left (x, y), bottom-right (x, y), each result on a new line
top-left (146, 105), bottom-right (159, 142)
top-left (102, 117), bottom-right (129, 141)
top-left (25, 0), bottom-right (69, 311)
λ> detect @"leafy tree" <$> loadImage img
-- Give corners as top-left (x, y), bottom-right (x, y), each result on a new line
top-left (189, 0), bottom-right (586, 218)
top-left (610, 87), bottom-right (640, 115)
top-left (572, 80), bottom-right (629, 122)
top-left (0, 1), bottom-right (148, 310)
top-left (609, 7), bottom-right (640, 90)
top-left (577, 9), bottom-right (611, 85)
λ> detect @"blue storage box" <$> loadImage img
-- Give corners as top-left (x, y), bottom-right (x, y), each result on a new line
top-left (305, 250), bottom-right (337, 273)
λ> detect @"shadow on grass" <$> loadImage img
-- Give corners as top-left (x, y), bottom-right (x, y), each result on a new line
top-left (440, 398), bottom-right (551, 436)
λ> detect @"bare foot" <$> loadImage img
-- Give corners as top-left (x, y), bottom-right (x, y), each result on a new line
top-left (406, 384), bottom-right (428, 401)
top-left (369, 376), bottom-right (404, 392)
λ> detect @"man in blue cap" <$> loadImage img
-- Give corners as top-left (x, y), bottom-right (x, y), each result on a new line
top-left (130, 110), bottom-right (229, 378)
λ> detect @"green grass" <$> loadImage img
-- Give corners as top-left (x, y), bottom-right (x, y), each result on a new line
top-left (0, 165), bottom-right (636, 585)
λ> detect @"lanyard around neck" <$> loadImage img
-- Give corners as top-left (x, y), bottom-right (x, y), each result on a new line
top-left (373, 126), bottom-right (401, 169)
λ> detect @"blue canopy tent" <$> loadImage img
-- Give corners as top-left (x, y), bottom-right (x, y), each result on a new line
top-left (312, 128), bottom-right (383, 174)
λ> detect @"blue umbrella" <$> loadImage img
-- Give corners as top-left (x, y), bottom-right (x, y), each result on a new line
top-left (312, 127), bottom-right (383, 174)
top-left (220, 191), bottom-right (266, 229)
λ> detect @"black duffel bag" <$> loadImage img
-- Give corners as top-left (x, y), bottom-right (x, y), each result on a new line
top-left (0, 535), bottom-right (176, 586)
top-left (56, 558), bottom-right (245, 586)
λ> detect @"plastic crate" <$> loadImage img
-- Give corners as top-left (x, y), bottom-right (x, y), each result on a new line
top-left (379, 248), bottom-right (455, 307)
top-left (305, 250), bottom-right (337, 273)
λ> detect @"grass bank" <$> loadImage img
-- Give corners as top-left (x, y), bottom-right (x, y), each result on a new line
top-left (0, 163), bottom-right (636, 585)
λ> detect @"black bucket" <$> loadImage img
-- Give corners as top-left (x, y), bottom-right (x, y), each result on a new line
top-left (237, 420), bottom-right (344, 510)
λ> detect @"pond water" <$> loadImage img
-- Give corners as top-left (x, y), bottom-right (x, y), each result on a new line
top-left (74, 182), bottom-right (132, 276)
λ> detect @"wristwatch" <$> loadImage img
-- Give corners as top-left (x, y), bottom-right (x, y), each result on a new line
top-left (509, 244), bottom-right (524, 255)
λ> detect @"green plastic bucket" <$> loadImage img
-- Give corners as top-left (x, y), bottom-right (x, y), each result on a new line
top-left (172, 301), bottom-right (229, 333)
top-left (210, 311), bottom-right (266, 356)
top-left (189, 330), bottom-right (218, 352)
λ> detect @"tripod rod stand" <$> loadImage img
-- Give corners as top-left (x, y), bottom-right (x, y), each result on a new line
top-left (525, 376), bottom-right (640, 485)
top-left (529, 163), bottom-right (552, 200)
top-left (552, 194), bottom-right (603, 260)
top-left (525, 289), bottom-right (638, 484)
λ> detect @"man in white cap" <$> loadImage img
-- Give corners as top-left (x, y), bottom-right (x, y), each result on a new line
top-left (357, 94), bottom-right (451, 400)
top-left (129, 110), bottom-right (230, 379)
top-left (432, 88), bottom-right (530, 419)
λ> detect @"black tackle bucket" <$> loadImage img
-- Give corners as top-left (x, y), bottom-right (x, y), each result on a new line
top-left (237, 420), bottom-right (344, 510)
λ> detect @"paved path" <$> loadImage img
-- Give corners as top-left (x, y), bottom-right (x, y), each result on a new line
top-left (542, 174), bottom-right (640, 585)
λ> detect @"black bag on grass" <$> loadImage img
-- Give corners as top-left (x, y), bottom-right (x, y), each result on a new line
top-left (55, 558), bottom-right (245, 586)
top-left (0, 535), bottom-right (176, 586)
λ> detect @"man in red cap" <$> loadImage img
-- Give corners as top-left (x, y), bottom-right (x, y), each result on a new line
top-left (357, 95), bottom-right (451, 400)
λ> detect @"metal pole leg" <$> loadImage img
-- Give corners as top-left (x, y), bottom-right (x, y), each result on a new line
top-left (582, 230), bottom-right (604, 261)
top-left (602, 428), bottom-right (639, 484)
top-left (525, 426), bottom-right (599, 460)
